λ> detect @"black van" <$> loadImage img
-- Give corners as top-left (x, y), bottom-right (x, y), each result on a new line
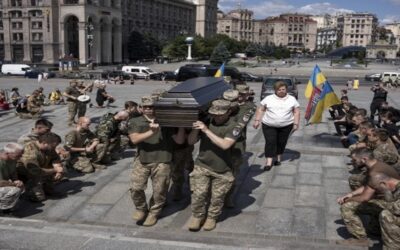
top-left (176, 64), bottom-right (242, 82)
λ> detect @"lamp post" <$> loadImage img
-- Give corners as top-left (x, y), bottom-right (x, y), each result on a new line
top-left (185, 37), bottom-right (193, 61)
top-left (86, 21), bottom-right (94, 65)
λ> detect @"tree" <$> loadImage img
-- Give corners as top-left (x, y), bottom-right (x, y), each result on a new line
top-left (161, 35), bottom-right (187, 59)
top-left (210, 41), bottom-right (231, 66)
top-left (127, 31), bottom-right (162, 61)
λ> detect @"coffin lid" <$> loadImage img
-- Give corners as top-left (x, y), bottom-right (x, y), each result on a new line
top-left (154, 77), bottom-right (231, 108)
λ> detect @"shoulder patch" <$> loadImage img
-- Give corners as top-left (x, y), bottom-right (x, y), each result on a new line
top-left (232, 126), bottom-right (241, 138)
top-left (242, 114), bottom-right (250, 123)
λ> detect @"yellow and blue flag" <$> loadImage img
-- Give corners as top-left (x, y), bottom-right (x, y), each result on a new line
top-left (306, 81), bottom-right (341, 124)
top-left (214, 63), bottom-right (225, 77)
top-left (304, 65), bottom-right (327, 99)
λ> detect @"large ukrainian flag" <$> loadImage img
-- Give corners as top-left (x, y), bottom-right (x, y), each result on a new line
top-left (309, 81), bottom-right (341, 124)
top-left (214, 63), bottom-right (225, 77)
top-left (305, 65), bottom-right (327, 99)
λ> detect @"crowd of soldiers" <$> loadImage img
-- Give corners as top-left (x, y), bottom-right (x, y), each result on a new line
top-left (0, 79), bottom-right (256, 232)
top-left (330, 83), bottom-right (400, 248)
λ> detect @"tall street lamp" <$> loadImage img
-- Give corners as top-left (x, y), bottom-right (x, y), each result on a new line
top-left (185, 37), bottom-right (193, 61)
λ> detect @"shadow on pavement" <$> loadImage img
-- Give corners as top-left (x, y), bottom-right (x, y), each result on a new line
top-left (13, 199), bottom-right (45, 218)
top-left (218, 153), bottom-right (261, 222)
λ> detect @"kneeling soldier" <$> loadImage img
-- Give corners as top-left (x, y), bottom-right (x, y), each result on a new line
top-left (65, 117), bottom-right (105, 173)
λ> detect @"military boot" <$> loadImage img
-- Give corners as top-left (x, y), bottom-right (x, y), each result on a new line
top-left (187, 216), bottom-right (204, 231)
top-left (203, 218), bottom-right (216, 231)
top-left (143, 213), bottom-right (158, 227)
top-left (92, 163), bottom-right (106, 170)
top-left (132, 210), bottom-right (147, 222)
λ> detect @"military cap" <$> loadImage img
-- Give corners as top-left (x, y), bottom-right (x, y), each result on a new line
top-left (141, 96), bottom-right (155, 106)
top-left (223, 89), bottom-right (239, 107)
top-left (208, 99), bottom-right (231, 115)
top-left (236, 84), bottom-right (250, 94)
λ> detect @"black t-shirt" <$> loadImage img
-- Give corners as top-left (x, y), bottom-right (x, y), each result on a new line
top-left (372, 88), bottom-right (387, 102)
top-left (96, 89), bottom-right (107, 102)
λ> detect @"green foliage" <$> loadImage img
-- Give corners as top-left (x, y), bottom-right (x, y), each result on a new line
top-left (273, 45), bottom-right (290, 59)
top-left (127, 31), bottom-right (163, 61)
top-left (210, 42), bottom-right (231, 66)
top-left (162, 34), bottom-right (248, 60)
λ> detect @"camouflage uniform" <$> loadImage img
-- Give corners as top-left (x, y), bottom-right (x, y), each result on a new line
top-left (18, 95), bottom-right (42, 119)
top-left (380, 183), bottom-right (400, 250)
top-left (128, 115), bottom-right (175, 216)
top-left (95, 113), bottom-right (122, 161)
top-left (64, 129), bottom-right (104, 173)
top-left (341, 199), bottom-right (390, 239)
top-left (190, 100), bottom-right (241, 220)
top-left (64, 85), bottom-right (84, 125)
top-left (349, 141), bottom-right (400, 190)
top-left (17, 141), bottom-right (61, 201)
top-left (171, 139), bottom-right (194, 196)
top-left (0, 159), bottom-right (22, 210)
top-left (17, 130), bottom-right (40, 145)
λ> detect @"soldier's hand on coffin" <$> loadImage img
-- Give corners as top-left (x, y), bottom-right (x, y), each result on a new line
top-left (193, 121), bottom-right (207, 132)
top-left (149, 122), bottom-right (160, 132)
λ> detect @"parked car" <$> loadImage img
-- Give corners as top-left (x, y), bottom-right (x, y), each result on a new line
top-left (159, 71), bottom-right (176, 81)
top-left (176, 64), bottom-right (242, 82)
top-left (364, 73), bottom-right (382, 82)
top-left (260, 76), bottom-right (299, 100)
top-left (240, 72), bottom-right (263, 82)
top-left (121, 66), bottom-right (160, 79)
top-left (1, 64), bottom-right (31, 75)
top-left (102, 70), bottom-right (133, 80)
top-left (24, 69), bottom-right (56, 79)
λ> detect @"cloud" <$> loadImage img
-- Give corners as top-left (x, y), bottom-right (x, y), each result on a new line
top-left (219, 0), bottom-right (296, 18)
top-left (381, 15), bottom-right (400, 24)
top-left (218, 1), bottom-right (355, 19)
top-left (297, 3), bottom-right (354, 16)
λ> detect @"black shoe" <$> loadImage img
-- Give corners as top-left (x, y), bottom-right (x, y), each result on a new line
top-left (263, 165), bottom-right (273, 171)
top-left (274, 161), bottom-right (281, 166)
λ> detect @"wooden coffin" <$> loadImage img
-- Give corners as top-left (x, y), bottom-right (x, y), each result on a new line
top-left (154, 77), bottom-right (231, 127)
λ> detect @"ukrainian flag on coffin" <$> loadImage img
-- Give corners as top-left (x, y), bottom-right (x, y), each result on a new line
top-left (214, 63), bottom-right (225, 77)
top-left (309, 81), bottom-right (341, 124)
top-left (304, 65), bottom-right (326, 99)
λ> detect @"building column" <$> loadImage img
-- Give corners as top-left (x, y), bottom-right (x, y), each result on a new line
top-left (78, 22), bottom-right (88, 64)
top-left (92, 25), bottom-right (101, 64)
top-left (59, 21), bottom-right (66, 59)
top-left (22, 16), bottom-right (31, 62)
top-left (101, 22), bottom-right (112, 64)
top-left (3, 17), bottom-right (12, 62)
top-left (113, 25), bottom-right (122, 63)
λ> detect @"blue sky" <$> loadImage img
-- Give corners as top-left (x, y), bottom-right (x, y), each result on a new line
top-left (218, 0), bottom-right (400, 24)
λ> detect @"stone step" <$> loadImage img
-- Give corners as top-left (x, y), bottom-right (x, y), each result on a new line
top-left (0, 217), bottom-right (368, 250)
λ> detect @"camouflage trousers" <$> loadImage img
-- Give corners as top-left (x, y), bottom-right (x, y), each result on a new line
top-left (67, 101), bottom-right (86, 124)
top-left (98, 138), bottom-right (121, 163)
top-left (0, 186), bottom-right (22, 210)
top-left (129, 159), bottom-right (171, 216)
top-left (190, 165), bottom-right (234, 219)
top-left (27, 175), bottom-right (56, 202)
top-left (68, 144), bottom-right (106, 173)
top-left (380, 210), bottom-right (400, 250)
top-left (341, 199), bottom-right (390, 239)
top-left (171, 146), bottom-right (194, 189)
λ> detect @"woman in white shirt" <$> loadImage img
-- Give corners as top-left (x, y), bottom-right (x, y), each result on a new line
top-left (253, 81), bottom-right (300, 171)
